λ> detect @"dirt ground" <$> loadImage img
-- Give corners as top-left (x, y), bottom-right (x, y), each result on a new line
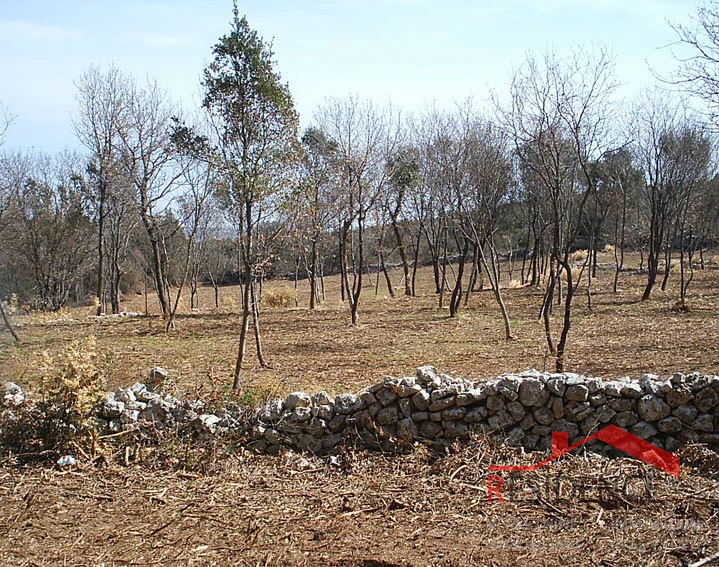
top-left (0, 255), bottom-right (718, 566)
top-left (0, 440), bottom-right (717, 566)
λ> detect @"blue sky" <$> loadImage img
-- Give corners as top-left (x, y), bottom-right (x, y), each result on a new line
top-left (0, 0), bottom-right (699, 153)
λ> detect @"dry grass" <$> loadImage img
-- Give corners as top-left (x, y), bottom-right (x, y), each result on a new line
top-left (2, 255), bottom-right (718, 401)
top-left (1, 255), bottom-right (719, 565)
top-left (0, 438), bottom-right (716, 566)
top-left (262, 286), bottom-right (298, 309)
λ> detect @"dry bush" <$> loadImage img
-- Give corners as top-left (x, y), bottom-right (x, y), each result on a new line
top-left (34, 336), bottom-right (106, 452)
top-left (603, 243), bottom-right (615, 254)
top-left (711, 255), bottom-right (719, 266)
top-left (507, 279), bottom-right (525, 289)
top-left (262, 288), bottom-right (297, 308)
top-left (571, 249), bottom-right (589, 264)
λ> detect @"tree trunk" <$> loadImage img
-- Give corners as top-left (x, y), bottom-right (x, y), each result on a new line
top-left (0, 301), bottom-right (21, 343)
top-left (449, 238), bottom-right (469, 318)
top-left (391, 219), bottom-right (411, 296)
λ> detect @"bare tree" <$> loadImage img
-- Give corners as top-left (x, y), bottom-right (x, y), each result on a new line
top-left (74, 64), bottom-right (130, 315)
top-left (631, 92), bottom-right (712, 302)
top-left (498, 47), bottom-right (618, 371)
top-left (315, 96), bottom-right (398, 325)
top-left (117, 78), bottom-right (184, 320)
top-left (295, 127), bottom-right (339, 309)
top-left (0, 104), bottom-right (21, 341)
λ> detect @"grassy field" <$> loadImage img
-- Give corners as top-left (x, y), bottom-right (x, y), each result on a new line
top-left (0, 253), bottom-right (718, 566)
top-left (2, 252), bottom-right (718, 400)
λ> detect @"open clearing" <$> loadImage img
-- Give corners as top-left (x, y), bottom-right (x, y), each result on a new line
top-left (0, 257), bottom-right (718, 566)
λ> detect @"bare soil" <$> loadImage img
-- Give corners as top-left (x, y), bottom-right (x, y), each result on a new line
top-left (0, 255), bottom-right (718, 566)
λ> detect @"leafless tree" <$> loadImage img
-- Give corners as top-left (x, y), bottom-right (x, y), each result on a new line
top-left (74, 64), bottom-right (130, 315)
top-left (315, 96), bottom-right (399, 325)
top-left (117, 78), bottom-right (184, 320)
top-left (631, 92), bottom-right (713, 303)
top-left (0, 105), bottom-right (21, 341)
top-left (498, 47), bottom-right (618, 371)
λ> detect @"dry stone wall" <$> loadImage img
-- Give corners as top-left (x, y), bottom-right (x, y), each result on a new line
top-left (250, 366), bottom-right (719, 455)
top-left (5, 366), bottom-right (717, 457)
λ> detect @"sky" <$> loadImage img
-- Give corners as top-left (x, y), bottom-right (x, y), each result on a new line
top-left (0, 0), bottom-right (701, 154)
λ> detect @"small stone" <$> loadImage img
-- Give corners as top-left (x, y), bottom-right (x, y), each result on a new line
top-left (101, 398), bottom-right (125, 419)
top-left (496, 384), bottom-right (519, 402)
top-left (429, 411), bottom-right (443, 422)
top-left (665, 436), bottom-right (682, 453)
top-left (313, 391), bottom-right (333, 406)
top-left (56, 455), bottom-right (78, 468)
top-left (621, 382), bottom-right (644, 399)
top-left (486, 395), bottom-right (506, 412)
top-left (359, 390), bottom-right (378, 406)
top-left (444, 421), bottom-right (469, 439)
top-left (699, 433), bottom-right (719, 446)
top-left (416, 366), bottom-right (440, 386)
top-left (376, 387), bottom-right (398, 406)
top-left (264, 428), bottom-right (283, 444)
top-left (609, 398), bottom-right (632, 412)
top-left (532, 425), bottom-right (552, 437)
top-left (305, 417), bottom-right (327, 436)
top-left (588, 393), bottom-right (607, 407)
top-left (335, 394), bottom-right (364, 414)
top-left (465, 406), bottom-right (488, 423)
top-left (115, 389), bottom-right (136, 404)
top-left (1, 382), bottom-right (25, 408)
top-left (673, 404), bottom-right (699, 424)
top-left (520, 414), bottom-right (536, 430)
top-left (297, 434), bottom-right (322, 453)
top-left (367, 402), bottom-right (382, 417)
top-left (191, 413), bottom-right (222, 433)
top-left (327, 414), bottom-right (346, 433)
top-left (566, 401), bottom-right (592, 421)
top-left (397, 384), bottom-right (423, 398)
top-left (533, 407), bottom-right (554, 426)
top-left (518, 379), bottom-right (548, 407)
top-left (146, 367), bottom-right (171, 392)
top-left (442, 407), bottom-right (466, 421)
top-left (120, 410), bottom-right (140, 424)
top-left (488, 410), bottom-right (514, 429)
top-left (428, 396), bottom-right (455, 412)
top-left (286, 392), bottom-right (312, 410)
top-left (546, 378), bottom-right (566, 397)
top-left (666, 387), bottom-right (693, 408)
top-left (695, 388), bottom-right (719, 412)
top-left (565, 384), bottom-right (589, 402)
top-left (551, 419), bottom-right (579, 439)
top-left (595, 407), bottom-right (616, 424)
top-left (399, 398), bottom-right (412, 418)
top-left (630, 421), bottom-right (657, 440)
top-left (419, 420), bottom-right (442, 438)
top-left (637, 396), bottom-right (671, 422)
top-left (376, 405), bottom-right (399, 425)
top-left (412, 411), bottom-right (429, 421)
top-left (290, 407), bottom-right (312, 422)
top-left (657, 416), bottom-right (683, 434)
top-left (398, 417), bottom-right (419, 439)
top-left (507, 401), bottom-right (526, 421)
top-left (550, 397), bottom-right (565, 419)
top-left (411, 389), bottom-right (431, 411)
top-left (692, 414), bottom-right (715, 432)
top-left (614, 411), bottom-right (638, 428)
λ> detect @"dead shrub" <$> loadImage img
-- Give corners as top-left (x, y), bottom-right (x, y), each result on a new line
top-left (262, 288), bottom-right (297, 308)
top-left (0, 336), bottom-right (107, 457)
top-left (571, 249), bottom-right (589, 264)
